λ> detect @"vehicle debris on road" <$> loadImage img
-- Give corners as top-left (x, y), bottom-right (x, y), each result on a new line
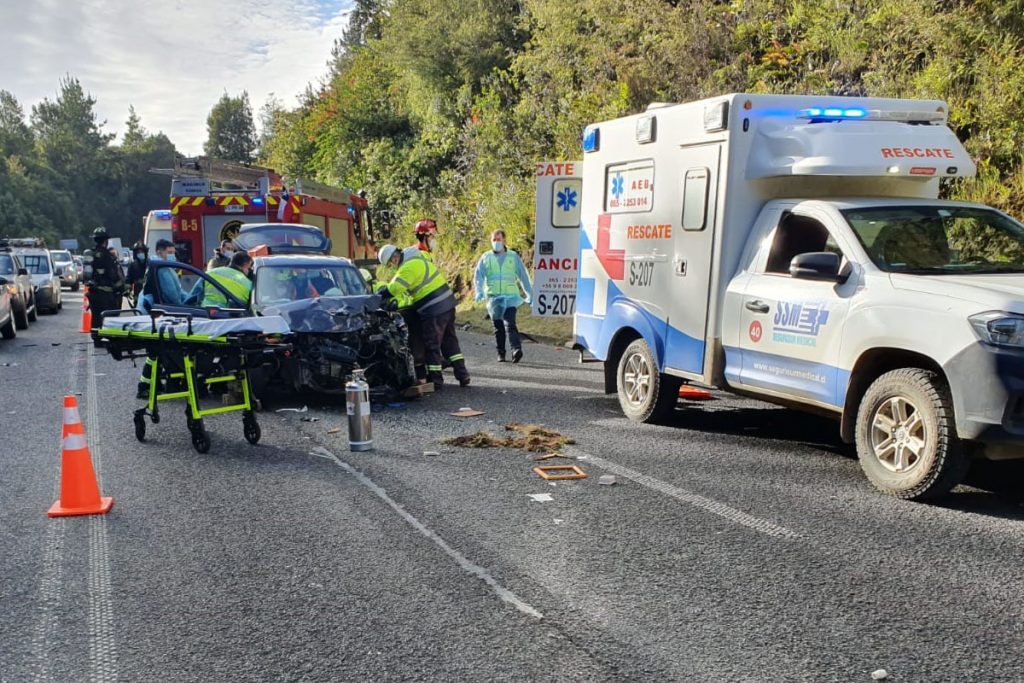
top-left (450, 408), bottom-right (485, 417)
top-left (598, 475), bottom-right (617, 486)
top-left (443, 423), bottom-right (575, 454)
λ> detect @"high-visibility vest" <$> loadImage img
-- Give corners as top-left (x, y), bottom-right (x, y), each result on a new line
top-left (481, 251), bottom-right (521, 297)
top-left (203, 267), bottom-right (252, 307)
top-left (388, 253), bottom-right (452, 315)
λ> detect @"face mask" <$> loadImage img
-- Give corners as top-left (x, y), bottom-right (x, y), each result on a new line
top-left (492, 241), bottom-right (504, 252)
top-left (164, 253), bottom-right (177, 263)
top-left (223, 248), bottom-right (234, 256)
top-left (427, 238), bottom-right (437, 251)
top-left (135, 253), bottom-right (146, 262)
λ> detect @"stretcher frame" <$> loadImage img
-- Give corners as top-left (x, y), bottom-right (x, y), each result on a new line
top-left (95, 310), bottom-right (290, 453)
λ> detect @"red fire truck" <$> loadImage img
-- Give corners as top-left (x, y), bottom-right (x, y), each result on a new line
top-left (167, 157), bottom-right (377, 269)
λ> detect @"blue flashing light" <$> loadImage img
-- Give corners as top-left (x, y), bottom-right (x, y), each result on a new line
top-left (799, 106), bottom-right (868, 121)
top-left (583, 126), bottom-right (600, 153)
top-left (153, 210), bottom-right (172, 220)
top-left (252, 196), bottom-right (265, 206)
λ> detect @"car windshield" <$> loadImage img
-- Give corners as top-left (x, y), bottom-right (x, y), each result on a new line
top-left (0, 255), bottom-right (14, 275)
top-left (255, 264), bottom-right (368, 307)
top-left (842, 205), bottom-right (1024, 275)
top-left (51, 250), bottom-right (72, 263)
top-left (20, 254), bottom-right (51, 274)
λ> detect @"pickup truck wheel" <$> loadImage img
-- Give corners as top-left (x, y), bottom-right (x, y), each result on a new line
top-left (1, 315), bottom-right (16, 340)
top-left (855, 368), bottom-right (968, 500)
top-left (616, 338), bottom-right (679, 422)
top-left (14, 305), bottom-right (28, 330)
top-left (27, 296), bottom-right (37, 322)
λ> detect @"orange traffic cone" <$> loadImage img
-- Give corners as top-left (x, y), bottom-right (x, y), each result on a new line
top-left (80, 287), bottom-right (92, 333)
top-left (48, 395), bottom-right (113, 517)
top-left (679, 384), bottom-right (713, 400)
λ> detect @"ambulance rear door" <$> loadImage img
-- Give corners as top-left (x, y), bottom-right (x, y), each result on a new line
top-left (664, 143), bottom-right (722, 377)
top-left (532, 161), bottom-right (582, 318)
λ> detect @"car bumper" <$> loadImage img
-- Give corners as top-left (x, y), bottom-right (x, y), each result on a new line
top-left (35, 286), bottom-right (58, 307)
top-left (945, 342), bottom-right (1024, 459)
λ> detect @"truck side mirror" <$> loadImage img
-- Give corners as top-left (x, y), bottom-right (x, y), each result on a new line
top-left (17, 268), bottom-right (28, 276)
top-left (54, 267), bottom-right (64, 276)
top-left (790, 252), bottom-right (844, 282)
top-left (0, 277), bottom-right (7, 286)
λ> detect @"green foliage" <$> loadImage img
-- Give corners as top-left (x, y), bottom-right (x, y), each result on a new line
top-left (259, 0), bottom-right (1024, 290)
top-left (204, 91), bottom-right (257, 163)
top-left (0, 80), bottom-right (177, 247)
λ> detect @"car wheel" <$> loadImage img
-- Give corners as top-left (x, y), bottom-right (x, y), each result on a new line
top-left (0, 315), bottom-right (16, 340)
top-left (27, 297), bottom-right (37, 322)
top-left (855, 368), bottom-right (969, 500)
top-left (616, 338), bottom-right (680, 422)
top-left (14, 304), bottom-right (28, 330)
top-left (71, 282), bottom-right (80, 292)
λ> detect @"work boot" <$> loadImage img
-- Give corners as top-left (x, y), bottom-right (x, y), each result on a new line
top-left (512, 348), bottom-right (523, 364)
top-left (136, 384), bottom-right (149, 400)
top-left (497, 352), bottom-right (506, 362)
top-left (459, 377), bottom-right (471, 387)
top-left (428, 372), bottom-right (444, 391)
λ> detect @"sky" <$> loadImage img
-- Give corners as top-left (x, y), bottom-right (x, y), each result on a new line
top-left (0, 0), bottom-right (352, 155)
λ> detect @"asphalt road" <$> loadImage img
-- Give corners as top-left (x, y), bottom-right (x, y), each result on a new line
top-left (3, 293), bottom-right (1024, 682)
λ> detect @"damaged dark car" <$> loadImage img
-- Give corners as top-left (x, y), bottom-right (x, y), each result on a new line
top-left (138, 223), bottom-right (415, 399)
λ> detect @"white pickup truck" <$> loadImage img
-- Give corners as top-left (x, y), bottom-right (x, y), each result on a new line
top-left (568, 93), bottom-right (1024, 500)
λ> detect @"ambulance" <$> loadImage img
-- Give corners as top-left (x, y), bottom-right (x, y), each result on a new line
top-left (569, 93), bottom-right (1024, 500)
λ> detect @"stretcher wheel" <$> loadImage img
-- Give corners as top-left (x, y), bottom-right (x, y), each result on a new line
top-left (133, 413), bottom-right (146, 442)
top-left (185, 407), bottom-right (196, 430)
top-left (191, 425), bottom-right (211, 454)
top-left (243, 415), bottom-right (261, 445)
top-left (151, 411), bottom-right (160, 425)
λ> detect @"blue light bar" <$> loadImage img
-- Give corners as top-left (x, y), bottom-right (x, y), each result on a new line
top-left (153, 210), bottom-right (172, 220)
top-left (798, 106), bottom-right (868, 121)
top-left (583, 126), bottom-right (600, 153)
top-left (252, 196), bottom-right (265, 206)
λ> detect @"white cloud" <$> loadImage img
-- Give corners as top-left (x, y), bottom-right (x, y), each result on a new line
top-left (0, 0), bottom-right (352, 154)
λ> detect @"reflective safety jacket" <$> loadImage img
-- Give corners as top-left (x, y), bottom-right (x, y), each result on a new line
top-left (203, 266), bottom-right (252, 307)
top-left (473, 249), bottom-right (532, 319)
top-left (387, 253), bottom-right (454, 318)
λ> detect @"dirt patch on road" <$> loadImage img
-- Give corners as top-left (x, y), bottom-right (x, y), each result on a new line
top-left (443, 422), bottom-right (575, 454)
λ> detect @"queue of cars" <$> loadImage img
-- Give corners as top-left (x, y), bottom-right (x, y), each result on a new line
top-left (0, 243), bottom-right (76, 341)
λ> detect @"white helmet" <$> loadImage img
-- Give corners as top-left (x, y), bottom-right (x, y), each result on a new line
top-left (378, 244), bottom-right (399, 266)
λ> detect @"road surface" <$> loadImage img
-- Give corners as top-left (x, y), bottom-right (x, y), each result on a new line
top-left (3, 291), bottom-right (1024, 682)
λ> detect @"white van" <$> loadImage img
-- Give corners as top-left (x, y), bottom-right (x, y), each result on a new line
top-left (570, 93), bottom-right (1024, 500)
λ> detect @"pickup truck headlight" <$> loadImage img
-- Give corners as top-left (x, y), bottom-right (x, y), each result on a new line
top-left (969, 312), bottom-right (1024, 348)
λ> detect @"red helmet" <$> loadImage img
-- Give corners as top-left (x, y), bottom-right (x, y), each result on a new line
top-left (414, 218), bottom-right (438, 237)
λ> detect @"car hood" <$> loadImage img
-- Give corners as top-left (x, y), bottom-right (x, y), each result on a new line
top-left (889, 273), bottom-right (1024, 313)
top-left (262, 295), bottom-right (385, 333)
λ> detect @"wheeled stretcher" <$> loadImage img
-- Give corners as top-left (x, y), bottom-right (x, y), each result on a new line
top-left (93, 311), bottom-right (292, 453)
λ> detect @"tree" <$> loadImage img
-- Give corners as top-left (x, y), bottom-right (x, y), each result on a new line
top-left (122, 105), bottom-right (146, 150)
top-left (204, 92), bottom-right (257, 162)
top-left (0, 91), bottom-right (33, 158)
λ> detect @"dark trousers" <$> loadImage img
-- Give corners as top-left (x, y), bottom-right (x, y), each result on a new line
top-left (87, 290), bottom-right (119, 331)
top-left (422, 309), bottom-right (468, 384)
top-left (492, 305), bottom-right (521, 355)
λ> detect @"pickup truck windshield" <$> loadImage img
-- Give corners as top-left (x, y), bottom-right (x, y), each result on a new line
top-left (0, 255), bottom-right (14, 275)
top-left (20, 254), bottom-right (51, 274)
top-left (842, 206), bottom-right (1024, 275)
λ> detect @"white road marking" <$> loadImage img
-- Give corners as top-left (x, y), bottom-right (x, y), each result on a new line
top-left (566, 447), bottom-right (801, 540)
top-left (312, 445), bottom-right (544, 620)
top-left (28, 341), bottom-right (82, 680)
top-left (85, 349), bottom-right (118, 681)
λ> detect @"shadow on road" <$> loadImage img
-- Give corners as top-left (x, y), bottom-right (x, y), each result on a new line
top-left (664, 401), bottom-right (1024, 518)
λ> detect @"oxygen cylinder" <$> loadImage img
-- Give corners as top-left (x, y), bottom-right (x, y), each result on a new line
top-left (345, 368), bottom-right (373, 451)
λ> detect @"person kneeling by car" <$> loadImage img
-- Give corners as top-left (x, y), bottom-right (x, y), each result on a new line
top-left (378, 244), bottom-right (469, 390)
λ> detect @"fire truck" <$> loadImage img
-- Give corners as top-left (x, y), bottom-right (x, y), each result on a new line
top-left (165, 156), bottom-right (377, 269)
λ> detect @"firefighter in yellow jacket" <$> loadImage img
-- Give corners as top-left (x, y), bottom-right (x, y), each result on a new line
top-left (378, 244), bottom-right (469, 390)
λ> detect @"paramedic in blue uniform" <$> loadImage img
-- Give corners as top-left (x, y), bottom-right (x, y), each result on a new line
top-left (473, 229), bottom-right (533, 363)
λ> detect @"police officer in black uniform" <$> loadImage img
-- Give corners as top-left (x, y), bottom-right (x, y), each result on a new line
top-left (87, 227), bottom-right (125, 331)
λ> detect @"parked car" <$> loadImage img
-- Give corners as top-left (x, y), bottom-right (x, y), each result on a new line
top-left (15, 248), bottom-right (62, 314)
top-left (73, 256), bottom-right (85, 284)
top-left (49, 249), bottom-right (79, 291)
top-left (0, 272), bottom-right (15, 339)
top-left (0, 249), bottom-right (37, 329)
